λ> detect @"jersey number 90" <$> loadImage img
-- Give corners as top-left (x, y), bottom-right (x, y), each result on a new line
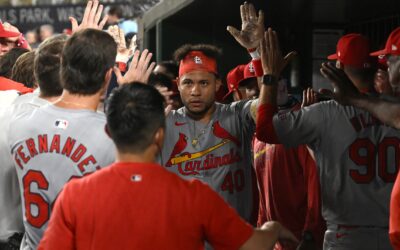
top-left (349, 137), bottom-right (400, 183)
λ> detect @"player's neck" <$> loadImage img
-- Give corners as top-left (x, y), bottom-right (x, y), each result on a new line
top-left (115, 147), bottom-right (157, 164)
top-left (39, 95), bottom-right (60, 103)
top-left (186, 104), bottom-right (216, 124)
top-left (53, 90), bottom-right (100, 112)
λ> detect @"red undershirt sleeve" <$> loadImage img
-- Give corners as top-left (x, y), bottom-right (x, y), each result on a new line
top-left (256, 103), bottom-right (281, 144)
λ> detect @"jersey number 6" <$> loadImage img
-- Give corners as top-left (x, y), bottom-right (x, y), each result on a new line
top-left (349, 137), bottom-right (400, 184)
top-left (23, 170), bottom-right (50, 228)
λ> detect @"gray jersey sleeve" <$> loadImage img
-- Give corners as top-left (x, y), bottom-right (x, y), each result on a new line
top-left (273, 101), bottom-right (336, 149)
top-left (226, 99), bottom-right (256, 137)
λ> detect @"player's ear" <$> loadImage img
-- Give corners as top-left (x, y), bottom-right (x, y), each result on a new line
top-left (176, 77), bottom-right (182, 91)
top-left (154, 127), bottom-right (165, 150)
top-left (104, 68), bottom-right (113, 87)
top-left (104, 124), bottom-right (111, 138)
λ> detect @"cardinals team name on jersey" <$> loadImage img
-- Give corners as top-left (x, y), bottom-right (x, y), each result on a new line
top-left (349, 113), bottom-right (389, 132)
top-left (13, 134), bottom-right (100, 174)
top-left (167, 148), bottom-right (241, 176)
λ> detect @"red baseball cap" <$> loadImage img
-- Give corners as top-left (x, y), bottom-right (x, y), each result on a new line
top-left (238, 61), bottom-right (257, 86)
top-left (370, 27), bottom-right (400, 56)
top-left (223, 64), bottom-right (245, 100)
top-left (327, 33), bottom-right (372, 68)
top-left (0, 22), bottom-right (20, 38)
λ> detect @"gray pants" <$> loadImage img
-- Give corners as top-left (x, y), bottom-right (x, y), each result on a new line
top-left (323, 224), bottom-right (393, 250)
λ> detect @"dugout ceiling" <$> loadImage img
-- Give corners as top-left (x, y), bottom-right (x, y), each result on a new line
top-left (139, 0), bottom-right (400, 90)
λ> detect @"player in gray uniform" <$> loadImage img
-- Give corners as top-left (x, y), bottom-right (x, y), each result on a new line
top-left (158, 3), bottom-right (261, 224)
top-left (160, 93), bottom-right (257, 221)
top-left (0, 35), bottom-right (67, 249)
top-left (257, 28), bottom-right (399, 249)
top-left (320, 27), bottom-right (400, 250)
top-left (7, 3), bottom-right (117, 248)
top-left (158, 3), bottom-right (296, 225)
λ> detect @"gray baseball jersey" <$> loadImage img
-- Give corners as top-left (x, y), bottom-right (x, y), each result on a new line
top-left (158, 100), bottom-right (257, 223)
top-left (8, 104), bottom-right (115, 249)
top-left (273, 100), bottom-right (400, 227)
top-left (0, 95), bottom-right (47, 241)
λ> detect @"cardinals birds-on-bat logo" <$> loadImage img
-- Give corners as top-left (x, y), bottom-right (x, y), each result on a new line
top-left (166, 121), bottom-right (240, 168)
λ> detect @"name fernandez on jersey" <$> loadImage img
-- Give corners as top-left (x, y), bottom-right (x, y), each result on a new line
top-left (12, 134), bottom-right (100, 174)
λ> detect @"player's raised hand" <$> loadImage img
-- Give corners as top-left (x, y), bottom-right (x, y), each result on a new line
top-left (260, 27), bottom-right (296, 78)
top-left (114, 49), bottom-right (156, 85)
top-left (320, 62), bottom-right (360, 105)
top-left (301, 88), bottom-right (318, 108)
top-left (70, 0), bottom-right (108, 33)
top-left (227, 2), bottom-right (264, 50)
top-left (155, 85), bottom-right (174, 105)
top-left (108, 25), bottom-right (134, 57)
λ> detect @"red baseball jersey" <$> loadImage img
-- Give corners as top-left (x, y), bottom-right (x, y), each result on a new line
top-left (38, 162), bottom-right (254, 250)
top-left (390, 172), bottom-right (400, 249)
top-left (253, 139), bottom-right (325, 249)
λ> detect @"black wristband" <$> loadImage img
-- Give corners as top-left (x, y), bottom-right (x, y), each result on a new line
top-left (262, 74), bottom-right (278, 86)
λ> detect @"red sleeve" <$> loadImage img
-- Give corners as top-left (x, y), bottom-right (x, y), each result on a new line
top-left (256, 103), bottom-right (281, 144)
top-left (390, 232), bottom-right (400, 250)
top-left (195, 181), bottom-right (254, 250)
top-left (390, 173), bottom-right (400, 250)
top-left (38, 184), bottom-right (75, 250)
top-left (0, 77), bottom-right (33, 94)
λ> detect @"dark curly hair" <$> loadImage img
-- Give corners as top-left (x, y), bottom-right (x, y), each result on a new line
top-left (173, 44), bottom-right (222, 62)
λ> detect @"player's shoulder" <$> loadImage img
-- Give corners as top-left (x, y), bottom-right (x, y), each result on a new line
top-left (63, 164), bottom-right (114, 191)
top-left (311, 99), bottom-right (356, 115)
top-left (218, 99), bottom-right (254, 112)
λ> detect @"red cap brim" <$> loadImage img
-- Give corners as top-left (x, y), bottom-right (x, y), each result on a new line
top-left (370, 48), bottom-right (387, 56)
top-left (327, 53), bottom-right (338, 60)
top-left (238, 76), bottom-right (256, 86)
top-left (0, 30), bottom-right (20, 38)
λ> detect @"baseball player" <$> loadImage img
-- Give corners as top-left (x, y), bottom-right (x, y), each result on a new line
top-left (320, 27), bottom-right (400, 250)
top-left (38, 83), bottom-right (298, 250)
top-left (158, 43), bottom-right (259, 224)
top-left (223, 64), bottom-right (246, 101)
top-left (8, 29), bottom-right (117, 249)
top-left (0, 34), bottom-right (67, 250)
top-left (0, 22), bottom-right (30, 56)
top-left (6, 2), bottom-right (136, 248)
top-left (227, 61), bottom-right (325, 249)
top-left (158, 3), bottom-right (294, 229)
top-left (254, 88), bottom-right (325, 250)
top-left (259, 27), bottom-right (399, 249)
top-left (224, 61), bottom-right (261, 102)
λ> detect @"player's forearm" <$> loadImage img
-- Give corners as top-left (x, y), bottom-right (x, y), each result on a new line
top-left (259, 84), bottom-right (277, 106)
top-left (240, 222), bottom-right (281, 250)
top-left (350, 95), bottom-right (400, 130)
